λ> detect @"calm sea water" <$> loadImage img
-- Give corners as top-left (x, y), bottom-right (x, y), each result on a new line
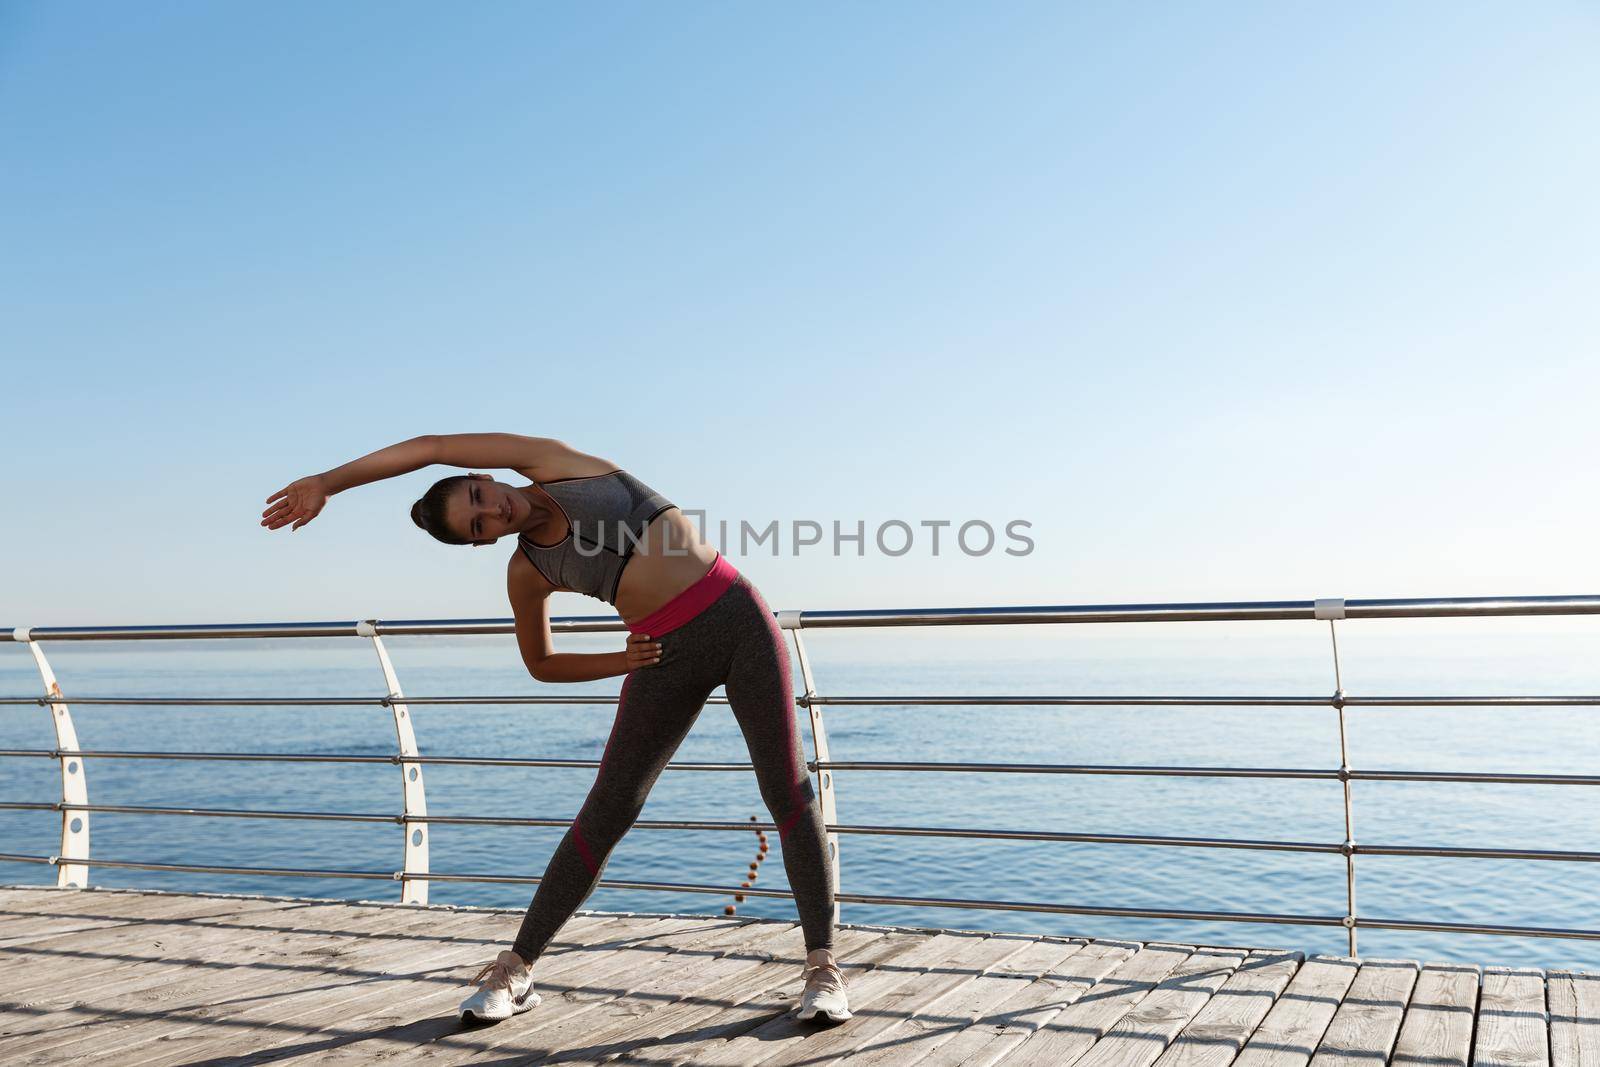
top-left (4, 619), bottom-right (1599, 971)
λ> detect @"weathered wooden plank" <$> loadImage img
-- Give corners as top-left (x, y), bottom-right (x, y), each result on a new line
top-left (0, 886), bottom-right (302, 929)
top-left (0, 905), bottom-right (190, 948)
top-left (642, 924), bottom-right (936, 1067)
top-left (529, 919), bottom-right (818, 1064)
top-left (447, 918), bottom-right (816, 1066)
top-left (842, 936), bottom-right (1091, 1067)
top-left (1308, 958), bottom-right (1419, 1067)
top-left (686, 930), bottom-right (1013, 1067)
top-left (1389, 962), bottom-right (1479, 1067)
top-left (925, 937), bottom-right (1142, 1067)
top-left (0, 899), bottom-right (308, 981)
top-left (1152, 950), bottom-right (1304, 1067)
top-left (11, 887), bottom-right (483, 939)
top-left (313, 915), bottom-right (800, 1062)
top-left (259, 913), bottom-right (696, 1065)
top-left (196, 913), bottom-right (774, 1066)
top-left (569, 925), bottom-right (899, 1066)
top-left (997, 942), bottom-right (1198, 1067)
top-left (0, 902), bottom-right (596, 1055)
top-left (1551, 970), bottom-right (1600, 1067)
top-left (242, 915), bottom-right (762, 1067)
top-left (0, 905), bottom-right (537, 1062)
top-left (5, 887), bottom-right (272, 921)
top-left (0, 896), bottom-right (458, 1018)
top-left (0, 887), bottom-right (76, 905)
top-left (102, 914), bottom-right (689, 1066)
top-left (160, 915), bottom-right (636, 1062)
top-left (0, 895), bottom-right (326, 1007)
top-left (0, 890), bottom-right (306, 950)
top-left (0, 902), bottom-right (476, 1023)
top-left (1233, 955), bottom-right (1360, 1067)
top-left (1475, 966), bottom-right (1550, 1067)
top-left (1070, 948), bottom-right (1248, 1067)
top-left (0, 888), bottom-right (194, 933)
top-left (0, 888), bottom-right (190, 919)
top-left (1, 933), bottom-right (327, 1040)
top-left (760, 931), bottom-right (1042, 1066)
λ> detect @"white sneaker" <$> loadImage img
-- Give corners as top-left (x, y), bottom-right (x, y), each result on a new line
top-left (795, 948), bottom-right (852, 1022)
top-left (459, 948), bottom-right (541, 1023)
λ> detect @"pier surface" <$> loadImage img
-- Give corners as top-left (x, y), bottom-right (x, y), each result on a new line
top-left (0, 885), bottom-right (1594, 1066)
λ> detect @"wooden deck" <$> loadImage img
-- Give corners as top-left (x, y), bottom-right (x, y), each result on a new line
top-left (0, 886), bottom-right (1595, 1066)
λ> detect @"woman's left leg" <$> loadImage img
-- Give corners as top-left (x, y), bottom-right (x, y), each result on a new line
top-left (721, 576), bottom-right (837, 952)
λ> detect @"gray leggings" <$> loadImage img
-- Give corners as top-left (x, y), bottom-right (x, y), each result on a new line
top-left (512, 572), bottom-right (836, 963)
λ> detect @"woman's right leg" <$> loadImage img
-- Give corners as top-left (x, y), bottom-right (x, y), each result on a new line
top-left (511, 659), bottom-right (714, 966)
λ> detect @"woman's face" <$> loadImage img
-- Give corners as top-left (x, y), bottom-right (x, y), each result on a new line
top-left (448, 476), bottom-right (527, 546)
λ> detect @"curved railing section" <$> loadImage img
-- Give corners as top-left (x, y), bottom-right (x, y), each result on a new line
top-left (4, 593), bottom-right (1600, 955)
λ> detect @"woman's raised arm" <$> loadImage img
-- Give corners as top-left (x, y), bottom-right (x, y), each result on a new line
top-left (321, 435), bottom-right (438, 495)
top-left (261, 435), bottom-right (437, 532)
top-left (261, 434), bottom-right (586, 533)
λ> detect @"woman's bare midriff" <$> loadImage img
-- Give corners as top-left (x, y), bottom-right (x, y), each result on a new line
top-left (609, 508), bottom-right (721, 624)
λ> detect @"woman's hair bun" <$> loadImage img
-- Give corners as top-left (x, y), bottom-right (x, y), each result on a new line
top-left (410, 474), bottom-right (474, 546)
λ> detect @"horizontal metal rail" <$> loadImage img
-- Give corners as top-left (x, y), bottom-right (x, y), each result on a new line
top-left (0, 802), bottom-right (393, 824)
top-left (0, 802), bottom-right (1337, 852)
top-left (784, 595), bottom-right (1600, 627)
top-left (813, 761), bottom-right (1340, 778)
top-left (4, 850), bottom-right (1598, 942)
top-left (810, 695), bottom-right (1600, 707)
top-left (1349, 915), bottom-right (1600, 939)
top-left (5, 748), bottom-right (1600, 786)
top-left (815, 762), bottom-right (1600, 786)
top-left (6, 803), bottom-right (1599, 864)
top-left (0, 695), bottom-right (723, 707)
top-left (8, 594), bottom-right (1600, 642)
top-left (2, 619), bottom-right (619, 641)
top-left (7, 692), bottom-right (1600, 708)
top-left (1347, 769), bottom-right (1600, 785)
top-left (0, 749), bottom-right (759, 770)
top-left (1352, 843), bottom-right (1600, 862)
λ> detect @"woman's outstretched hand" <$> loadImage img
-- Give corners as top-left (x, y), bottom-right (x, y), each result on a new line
top-left (625, 632), bottom-right (664, 670)
top-left (262, 475), bottom-right (330, 532)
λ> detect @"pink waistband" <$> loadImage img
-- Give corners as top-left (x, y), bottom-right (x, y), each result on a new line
top-left (626, 553), bottom-right (740, 636)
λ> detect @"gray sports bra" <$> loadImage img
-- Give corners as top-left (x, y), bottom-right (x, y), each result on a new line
top-left (515, 469), bottom-right (677, 605)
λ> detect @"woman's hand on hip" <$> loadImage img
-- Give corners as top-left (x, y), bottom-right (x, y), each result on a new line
top-left (262, 475), bottom-right (329, 532)
top-left (625, 633), bottom-right (663, 670)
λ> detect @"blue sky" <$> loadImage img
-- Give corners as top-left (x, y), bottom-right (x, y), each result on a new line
top-left (2, 1), bottom-right (1597, 629)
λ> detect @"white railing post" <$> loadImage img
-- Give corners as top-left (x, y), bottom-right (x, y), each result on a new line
top-left (356, 621), bottom-right (429, 904)
top-left (778, 610), bottom-right (840, 926)
top-left (13, 627), bottom-right (89, 888)
top-left (1315, 598), bottom-right (1358, 957)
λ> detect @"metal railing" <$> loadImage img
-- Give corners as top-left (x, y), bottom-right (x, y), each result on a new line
top-left (5, 593), bottom-right (1600, 954)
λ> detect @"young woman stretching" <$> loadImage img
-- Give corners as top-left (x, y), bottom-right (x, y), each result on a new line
top-left (260, 433), bottom-right (850, 1026)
